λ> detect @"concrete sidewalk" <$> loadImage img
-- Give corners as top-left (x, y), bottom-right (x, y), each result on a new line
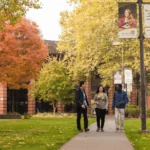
top-left (59, 116), bottom-right (134, 150)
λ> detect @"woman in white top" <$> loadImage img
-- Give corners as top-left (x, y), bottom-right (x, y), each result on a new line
top-left (94, 85), bottom-right (108, 132)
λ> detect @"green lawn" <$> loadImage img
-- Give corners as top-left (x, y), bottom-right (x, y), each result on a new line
top-left (125, 119), bottom-right (150, 150)
top-left (0, 117), bottom-right (95, 150)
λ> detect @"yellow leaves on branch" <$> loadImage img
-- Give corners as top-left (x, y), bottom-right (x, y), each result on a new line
top-left (59, 0), bottom-right (150, 85)
top-left (0, 0), bottom-right (41, 27)
top-left (58, 0), bottom-right (118, 83)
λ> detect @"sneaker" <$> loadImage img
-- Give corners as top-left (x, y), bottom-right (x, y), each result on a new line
top-left (120, 129), bottom-right (124, 132)
top-left (101, 129), bottom-right (104, 132)
top-left (85, 128), bottom-right (90, 132)
top-left (116, 127), bottom-right (119, 131)
top-left (78, 129), bottom-right (83, 132)
top-left (96, 128), bottom-right (100, 132)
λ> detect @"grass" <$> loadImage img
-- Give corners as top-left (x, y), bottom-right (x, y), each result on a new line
top-left (0, 117), bottom-right (95, 150)
top-left (125, 119), bottom-right (150, 150)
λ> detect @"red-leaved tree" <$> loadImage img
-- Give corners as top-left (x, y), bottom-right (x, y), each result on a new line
top-left (0, 18), bottom-right (48, 89)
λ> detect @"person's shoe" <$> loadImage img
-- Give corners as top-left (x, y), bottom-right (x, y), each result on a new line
top-left (120, 129), bottom-right (124, 132)
top-left (101, 128), bottom-right (104, 132)
top-left (116, 127), bottom-right (119, 131)
top-left (78, 129), bottom-right (83, 132)
top-left (96, 128), bottom-right (100, 132)
top-left (85, 128), bottom-right (90, 132)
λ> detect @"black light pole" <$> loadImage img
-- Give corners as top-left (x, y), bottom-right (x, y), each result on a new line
top-left (122, 47), bottom-right (125, 90)
top-left (138, 0), bottom-right (146, 130)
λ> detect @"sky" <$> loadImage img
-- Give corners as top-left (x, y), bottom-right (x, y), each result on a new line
top-left (26, 0), bottom-right (72, 41)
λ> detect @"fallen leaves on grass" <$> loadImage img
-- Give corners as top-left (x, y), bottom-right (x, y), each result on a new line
top-left (19, 142), bottom-right (25, 145)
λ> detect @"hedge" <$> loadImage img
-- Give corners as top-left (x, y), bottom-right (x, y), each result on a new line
top-left (125, 105), bottom-right (140, 118)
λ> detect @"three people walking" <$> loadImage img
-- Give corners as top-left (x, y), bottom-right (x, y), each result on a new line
top-left (76, 82), bottom-right (128, 132)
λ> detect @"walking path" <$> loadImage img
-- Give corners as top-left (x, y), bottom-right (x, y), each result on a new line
top-left (59, 115), bottom-right (134, 150)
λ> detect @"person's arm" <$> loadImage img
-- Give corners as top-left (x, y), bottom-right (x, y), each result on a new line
top-left (75, 90), bottom-right (82, 106)
top-left (124, 92), bottom-right (129, 104)
top-left (85, 91), bottom-right (89, 106)
top-left (119, 18), bottom-right (124, 28)
top-left (105, 93), bottom-right (108, 110)
top-left (112, 93), bottom-right (116, 109)
top-left (130, 19), bottom-right (136, 28)
top-left (118, 92), bottom-right (128, 105)
top-left (94, 94), bottom-right (98, 104)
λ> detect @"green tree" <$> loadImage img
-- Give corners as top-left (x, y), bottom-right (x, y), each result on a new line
top-left (33, 59), bottom-right (74, 114)
top-left (0, 0), bottom-right (41, 27)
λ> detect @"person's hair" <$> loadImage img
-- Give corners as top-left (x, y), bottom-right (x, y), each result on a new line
top-left (124, 9), bottom-right (134, 24)
top-left (116, 84), bottom-right (122, 92)
top-left (79, 81), bottom-right (85, 87)
top-left (96, 85), bottom-right (105, 94)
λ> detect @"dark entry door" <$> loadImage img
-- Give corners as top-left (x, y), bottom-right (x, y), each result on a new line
top-left (7, 88), bottom-right (28, 114)
top-left (36, 100), bottom-right (53, 113)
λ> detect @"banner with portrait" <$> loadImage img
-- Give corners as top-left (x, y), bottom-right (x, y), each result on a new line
top-left (114, 70), bottom-right (122, 84)
top-left (118, 3), bottom-right (137, 38)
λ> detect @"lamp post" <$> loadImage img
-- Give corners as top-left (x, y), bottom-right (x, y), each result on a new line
top-left (117, 0), bottom-right (147, 131)
top-left (121, 46), bottom-right (125, 91)
top-left (138, 0), bottom-right (146, 131)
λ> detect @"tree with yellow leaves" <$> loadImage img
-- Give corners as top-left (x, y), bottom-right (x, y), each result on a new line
top-left (58, 0), bottom-right (150, 86)
top-left (0, 0), bottom-right (41, 27)
top-left (58, 0), bottom-right (118, 84)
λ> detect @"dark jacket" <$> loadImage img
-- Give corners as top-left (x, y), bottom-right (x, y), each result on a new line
top-left (75, 88), bottom-right (89, 108)
top-left (112, 91), bottom-right (128, 109)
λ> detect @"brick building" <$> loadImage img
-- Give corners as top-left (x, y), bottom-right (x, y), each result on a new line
top-left (1, 40), bottom-right (150, 115)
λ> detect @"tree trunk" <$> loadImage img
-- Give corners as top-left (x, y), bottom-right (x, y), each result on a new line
top-left (52, 101), bottom-right (57, 115)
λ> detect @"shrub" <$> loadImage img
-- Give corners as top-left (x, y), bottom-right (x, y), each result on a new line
top-left (23, 113), bottom-right (32, 119)
top-left (125, 105), bottom-right (140, 118)
top-left (127, 104), bottom-right (139, 109)
top-left (146, 108), bottom-right (150, 118)
top-left (125, 109), bottom-right (129, 118)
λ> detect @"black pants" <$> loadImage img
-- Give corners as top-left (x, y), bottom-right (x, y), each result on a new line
top-left (77, 107), bottom-right (88, 130)
top-left (95, 108), bottom-right (106, 129)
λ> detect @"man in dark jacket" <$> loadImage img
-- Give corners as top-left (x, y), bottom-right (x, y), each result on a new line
top-left (112, 84), bottom-right (128, 131)
top-left (75, 81), bottom-right (89, 132)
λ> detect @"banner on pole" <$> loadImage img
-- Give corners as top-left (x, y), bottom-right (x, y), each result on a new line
top-left (127, 83), bottom-right (132, 92)
top-left (118, 3), bottom-right (137, 38)
top-left (145, 28), bottom-right (150, 38)
top-left (114, 70), bottom-right (122, 84)
top-left (117, 0), bottom-right (137, 2)
top-left (125, 69), bottom-right (132, 84)
top-left (144, 4), bottom-right (150, 38)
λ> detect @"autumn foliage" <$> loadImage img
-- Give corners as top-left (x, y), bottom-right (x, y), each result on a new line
top-left (0, 0), bottom-right (41, 28)
top-left (0, 18), bottom-right (48, 89)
